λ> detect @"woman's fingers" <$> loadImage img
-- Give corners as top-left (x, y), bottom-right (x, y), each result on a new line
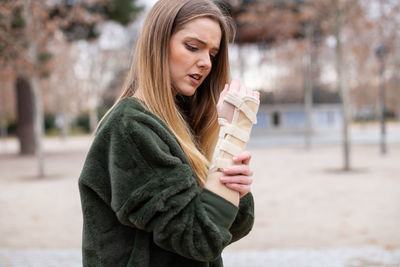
top-left (221, 151), bottom-right (254, 198)
top-left (239, 82), bottom-right (247, 97)
top-left (246, 86), bottom-right (252, 97)
top-left (229, 78), bottom-right (241, 95)
top-left (223, 183), bottom-right (251, 198)
top-left (233, 151), bottom-right (252, 165)
top-left (217, 83), bottom-right (236, 122)
top-left (220, 175), bottom-right (253, 185)
top-left (223, 164), bottom-right (253, 176)
top-left (217, 84), bottom-right (229, 108)
top-left (228, 78), bottom-right (260, 100)
top-left (253, 90), bottom-right (260, 99)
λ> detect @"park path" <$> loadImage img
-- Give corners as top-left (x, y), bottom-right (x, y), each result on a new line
top-left (0, 122), bottom-right (399, 266)
top-left (1, 247), bottom-right (400, 267)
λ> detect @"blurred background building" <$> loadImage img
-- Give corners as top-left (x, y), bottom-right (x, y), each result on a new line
top-left (1, 0), bottom-right (399, 148)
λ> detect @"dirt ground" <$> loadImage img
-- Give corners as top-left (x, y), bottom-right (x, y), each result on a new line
top-left (0, 130), bottom-right (399, 251)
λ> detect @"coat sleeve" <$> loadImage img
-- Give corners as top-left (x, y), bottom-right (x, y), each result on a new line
top-left (228, 193), bottom-right (254, 244)
top-left (107, 115), bottom-right (239, 262)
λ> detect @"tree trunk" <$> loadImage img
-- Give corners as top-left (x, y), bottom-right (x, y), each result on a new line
top-left (304, 23), bottom-right (313, 149)
top-left (59, 112), bottom-right (71, 139)
top-left (0, 86), bottom-right (8, 152)
top-left (23, 0), bottom-right (45, 177)
top-left (31, 73), bottom-right (45, 177)
top-left (334, 0), bottom-right (351, 171)
top-left (377, 0), bottom-right (387, 155)
top-left (16, 76), bottom-right (36, 155)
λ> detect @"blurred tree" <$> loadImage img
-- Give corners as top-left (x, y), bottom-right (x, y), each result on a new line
top-left (351, 0), bottom-right (400, 120)
top-left (229, 0), bottom-right (400, 124)
top-left (15, 76), bottom-right (35, 154)
top-left (0, 0), bottom-right (142, 177)
top-left (224, 0), bottom-right (369, 169)
top-left (333, 0), bottom-right (351, 170)
top-left (224, 0), bottom-right (331, 148)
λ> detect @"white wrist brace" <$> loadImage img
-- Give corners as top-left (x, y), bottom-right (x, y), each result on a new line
top-left (210, 92), bottom-right (260, 173)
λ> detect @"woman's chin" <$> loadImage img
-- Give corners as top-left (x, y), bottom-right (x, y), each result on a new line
top-left (177, 88), bottom-right (197, 97)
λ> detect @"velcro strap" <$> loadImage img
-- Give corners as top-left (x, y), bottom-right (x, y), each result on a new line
top-left (224, 93), bottom-right (243, 108)
top-left (214, 157), bottom-right (232, 169)
top-left (224, 93), bottom-right (258, 124)
top-left (218, 118), bottom-right (228, 127)
top-left (224, 124), bottom-right (249, 142)
top-left (217, 118), bottom-right (227, 137)
top-left (239, 104), bottom-right (257, 124)
top-left (220, 140), bottom-right (242, 156)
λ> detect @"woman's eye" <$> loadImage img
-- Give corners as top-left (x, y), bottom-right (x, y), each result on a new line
top-left (210, 54), bottom-right (216, 60)
top-left (185, 43), bottom-right (198, 51)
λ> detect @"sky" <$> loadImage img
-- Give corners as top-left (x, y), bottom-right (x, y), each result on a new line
top-left (137, 0), bottom-right (158, 8)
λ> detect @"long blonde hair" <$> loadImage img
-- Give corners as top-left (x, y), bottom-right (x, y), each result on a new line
top-left (118, 0), bottom-right (234, 185)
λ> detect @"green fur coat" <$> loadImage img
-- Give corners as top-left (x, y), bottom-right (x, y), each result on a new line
top-left (78, 97), bottom-right (254, 267)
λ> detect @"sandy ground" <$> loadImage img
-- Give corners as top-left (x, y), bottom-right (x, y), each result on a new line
top-left (0, 127), bottom-right (399, 251)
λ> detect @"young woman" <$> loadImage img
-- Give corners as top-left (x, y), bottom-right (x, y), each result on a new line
top-left (79, 0), bottom-right (258, 266)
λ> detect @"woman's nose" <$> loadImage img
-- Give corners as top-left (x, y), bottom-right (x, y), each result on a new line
top-left (197, 52), bottom-right (212, 70)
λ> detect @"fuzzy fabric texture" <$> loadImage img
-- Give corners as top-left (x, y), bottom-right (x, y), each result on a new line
top-left (78, 97), bottom-right (255, 267)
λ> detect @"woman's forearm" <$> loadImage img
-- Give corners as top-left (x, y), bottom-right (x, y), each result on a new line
top-left (204, 171), bottom-right (240, 206)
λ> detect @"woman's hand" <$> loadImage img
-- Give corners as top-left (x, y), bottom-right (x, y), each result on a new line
top-left (214, 79), bottom-right (258, 201)
top-left (216, 79), bottom-right (260, 122)
top-left (216, 83), bottom-right (234, 122)
top-left (219, 151), bottom-right (253, 198)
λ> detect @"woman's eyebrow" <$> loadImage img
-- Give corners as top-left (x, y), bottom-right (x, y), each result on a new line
top-left (186, 37), bottom-right (219, 52)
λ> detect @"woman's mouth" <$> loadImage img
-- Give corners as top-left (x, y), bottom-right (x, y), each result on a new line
top-left (189, 73), bottom-right (202, 85)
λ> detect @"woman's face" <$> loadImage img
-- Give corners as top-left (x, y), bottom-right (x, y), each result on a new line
top-left (169, 17), bottom-right (222, 96)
